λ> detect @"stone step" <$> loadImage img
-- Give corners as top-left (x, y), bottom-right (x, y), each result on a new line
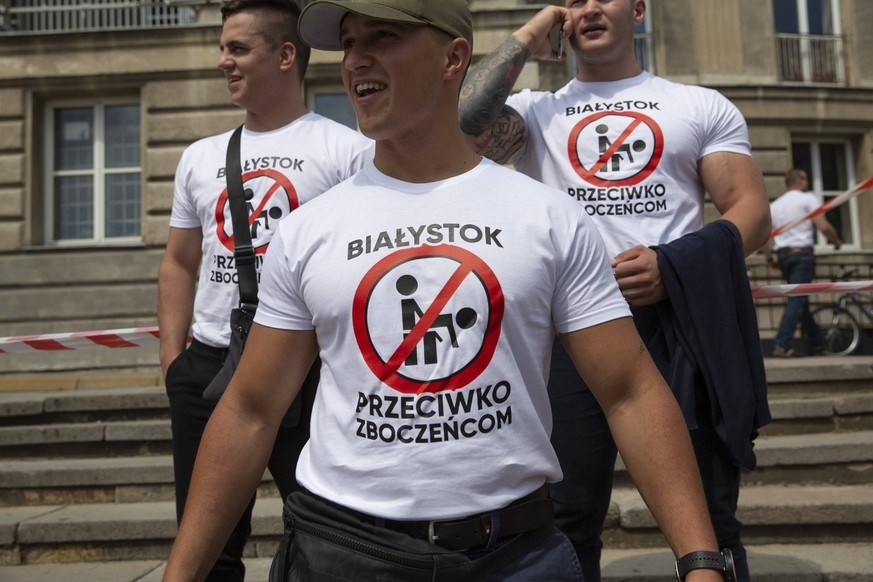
top-left (0, 419), bottom-right (172, 460)
top-left (602, 483), bottom-right (873, 549)
top-left (2, 394), bottom-right (869, 462)
top-left (0, 455), bottom-right (280, 506)
top-left (612, 429), bottom-right (873, 487)
top-left (2, 483), bottom-right (872, 566)
top-left (0, 431), bottom-right (873, 507)
top-left (0, 387), bottom-right (169, 427)
top-left (763, 355), bottom-right (873, 396)
top-left (4, 430), bottom-right (873, 508)
top-left (0, 543), bottom-right (871, 581)
top-left (0, 356), bottom-right (869, 425)
top-left (764, 392), bottom-right (873, 435)
top-left (1, 382), bottom-right (870, 446)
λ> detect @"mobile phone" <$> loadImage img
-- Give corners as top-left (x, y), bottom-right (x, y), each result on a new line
top-left (549, 24), bottom-right (564, 59)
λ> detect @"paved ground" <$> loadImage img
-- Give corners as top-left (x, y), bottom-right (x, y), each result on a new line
top-left (1, 543), bottom-right (872, 581)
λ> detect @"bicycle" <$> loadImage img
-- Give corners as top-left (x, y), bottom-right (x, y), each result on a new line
top-left (811, 268), bottom-right (873, 356)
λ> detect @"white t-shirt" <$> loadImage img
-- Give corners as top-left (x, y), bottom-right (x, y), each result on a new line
top-left (770, 189), bottom-right (818, 250)
top-left (507, 71), bottom-right (751, 257)
top-left (170, 112), bottom-right (374, 347)
top-left (255, 159), bottom-right (631, 520)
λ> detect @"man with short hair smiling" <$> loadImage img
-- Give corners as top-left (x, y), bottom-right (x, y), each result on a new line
top-left (163, 1), bottom-right (728, 580)
top-left (157, 1), bottom-right (371, 579)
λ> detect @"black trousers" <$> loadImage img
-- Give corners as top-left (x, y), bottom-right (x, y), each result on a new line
top-left (165, 339), bottom-right (315, 582)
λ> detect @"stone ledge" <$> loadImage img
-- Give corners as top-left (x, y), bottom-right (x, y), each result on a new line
top-left (0, 387), bottom-right (167, 418)
top-left (614, 483), bottom-right (873, 529)
top-left (0, 373), bottom-right (162, 393)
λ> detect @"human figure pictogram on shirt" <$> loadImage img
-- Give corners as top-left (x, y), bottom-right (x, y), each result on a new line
top-left (596, 123), bottom-right (646, 172)
top-left (245, 187), bottom-right (284, 239)
top-left (396, 274), bottom-right (478, 365)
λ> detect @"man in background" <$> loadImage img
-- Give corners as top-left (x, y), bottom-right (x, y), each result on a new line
top-left (459, 1), bottom-right (771, 579)
top-left (157, 0), bottom-right (372, 579)
top-left (767, 167), bottom-right (842, 357)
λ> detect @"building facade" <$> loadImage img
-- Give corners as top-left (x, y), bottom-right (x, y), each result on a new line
top-left (1, 0), bottom-right (872, 375)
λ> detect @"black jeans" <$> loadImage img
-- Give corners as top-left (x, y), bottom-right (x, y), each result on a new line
top-left (165, 339), bottom-right (314, 582)
top-left (775, 249), bottom-right (823, 351)
top-left (547, 339), bottom-right (750, 582)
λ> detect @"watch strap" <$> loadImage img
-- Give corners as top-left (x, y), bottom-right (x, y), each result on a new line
top-left (675, 549), bottom-right (734, 581)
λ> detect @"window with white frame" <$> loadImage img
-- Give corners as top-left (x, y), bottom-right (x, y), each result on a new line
top-left (791, 139), bottom-right (859, 249)
top-left (773, 0), bottom-right (844, 84)
top-left (45, 102), bottom-right (141, 244)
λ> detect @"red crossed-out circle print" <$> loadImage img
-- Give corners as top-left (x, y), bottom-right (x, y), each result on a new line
top-left (215, 168), bottom-right (300, 254)
top-left (352, 244), bottom-right (504, 395)
top-left (566, 110), bottom-right (664, 188)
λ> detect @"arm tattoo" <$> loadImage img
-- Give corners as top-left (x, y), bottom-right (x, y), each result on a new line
top-left (471, 109), bottom-right (528, 164)
top-left (459, 36), bottom-right (531, 156)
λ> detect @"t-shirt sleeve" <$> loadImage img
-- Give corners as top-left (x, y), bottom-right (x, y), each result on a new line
top-left (551, 211), bottom-right (631, 333)
top-left (254, 223), bottom-right (315, 331)
top-left (699, 90), bottom-right (751, 159)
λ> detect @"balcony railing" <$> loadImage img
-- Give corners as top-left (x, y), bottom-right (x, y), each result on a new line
top-left (0, 0), bottom-right (205, 35)
top-left (777, 32), bottom-right (845, 85)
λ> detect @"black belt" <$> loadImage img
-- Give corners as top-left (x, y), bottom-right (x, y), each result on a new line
top-left (312, 485), bottom-right (553, 551)
top-left (776, 246), bottom-right (813, 255)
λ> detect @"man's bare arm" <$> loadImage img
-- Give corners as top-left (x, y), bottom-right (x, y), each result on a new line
top-left (157, 227), bottom-right (203, 377)
top-left (458, 36), bottom-right (531, 163)
top-left (458, 5), bottom-right (570, 163)
top-left (701, 151), bottom-right (772, 256)
top-left (560, 319), bottom-right (721, 565)
top-left (163, 324), bottom-right (318, 581)
top-left (812, 214), bottom-right (842, 249)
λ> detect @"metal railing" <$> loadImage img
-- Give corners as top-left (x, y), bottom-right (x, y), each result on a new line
top-left (0, 0), bottom-right (202, 34)
top-left (777, 32), bottom-right (845, 84)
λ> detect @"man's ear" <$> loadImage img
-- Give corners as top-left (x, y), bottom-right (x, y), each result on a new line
top-left (444, 37), bottom-right (472, 82)
top-left (634, 0), bottom-right (647, 27)
top-left (279, 41), bottom-right (297, 72)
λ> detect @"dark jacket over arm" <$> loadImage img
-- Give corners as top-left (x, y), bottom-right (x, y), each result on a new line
top-left (633, 220), bottom-right (771, 469)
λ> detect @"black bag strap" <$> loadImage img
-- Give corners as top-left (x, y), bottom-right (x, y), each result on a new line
top-left (226, 125), bottom-right (259, 311)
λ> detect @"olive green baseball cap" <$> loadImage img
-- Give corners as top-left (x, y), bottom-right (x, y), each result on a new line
top-left (299, 0), bottom-right (473, 51)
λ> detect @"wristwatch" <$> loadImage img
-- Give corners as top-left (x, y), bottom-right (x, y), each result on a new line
top-left (675, 548), bottom-right (736, 581)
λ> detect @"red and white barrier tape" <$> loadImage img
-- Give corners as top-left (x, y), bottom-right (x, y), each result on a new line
top-left (770, 174), bottom-right (873, 238)
top-left (0, 326), bottom-right (160, 353)
top-left (4, 281), bottom-right (873, 352)
top-left (751, 280), bottom-right (873, 299)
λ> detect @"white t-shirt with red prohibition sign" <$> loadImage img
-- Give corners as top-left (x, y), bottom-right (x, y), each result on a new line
top-left (170, 112), bottom-right (374, 348)
top-left (506, 71), bottom-right (752, 257)
top-left (255, 158), bottom-right (631, 521)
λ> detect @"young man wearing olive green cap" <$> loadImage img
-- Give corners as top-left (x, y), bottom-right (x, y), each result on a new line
top-left (163, 1), bottom-right (727, 580)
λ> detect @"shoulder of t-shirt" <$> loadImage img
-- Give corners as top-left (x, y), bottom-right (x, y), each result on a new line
top-left (181, 128), bottom-right (236, 158)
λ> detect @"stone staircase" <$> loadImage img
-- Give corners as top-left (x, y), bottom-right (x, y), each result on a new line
top-left (0, 358), bottom-right (872, 581)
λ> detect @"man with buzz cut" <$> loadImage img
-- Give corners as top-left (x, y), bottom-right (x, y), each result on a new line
top-left (459, 1), bottom-right (771, 580)
top-left (157, 1), bottom-right (372, 579)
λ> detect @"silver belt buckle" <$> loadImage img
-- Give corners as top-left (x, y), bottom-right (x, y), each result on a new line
top-left (427, 521), bottom-right (439, 544)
